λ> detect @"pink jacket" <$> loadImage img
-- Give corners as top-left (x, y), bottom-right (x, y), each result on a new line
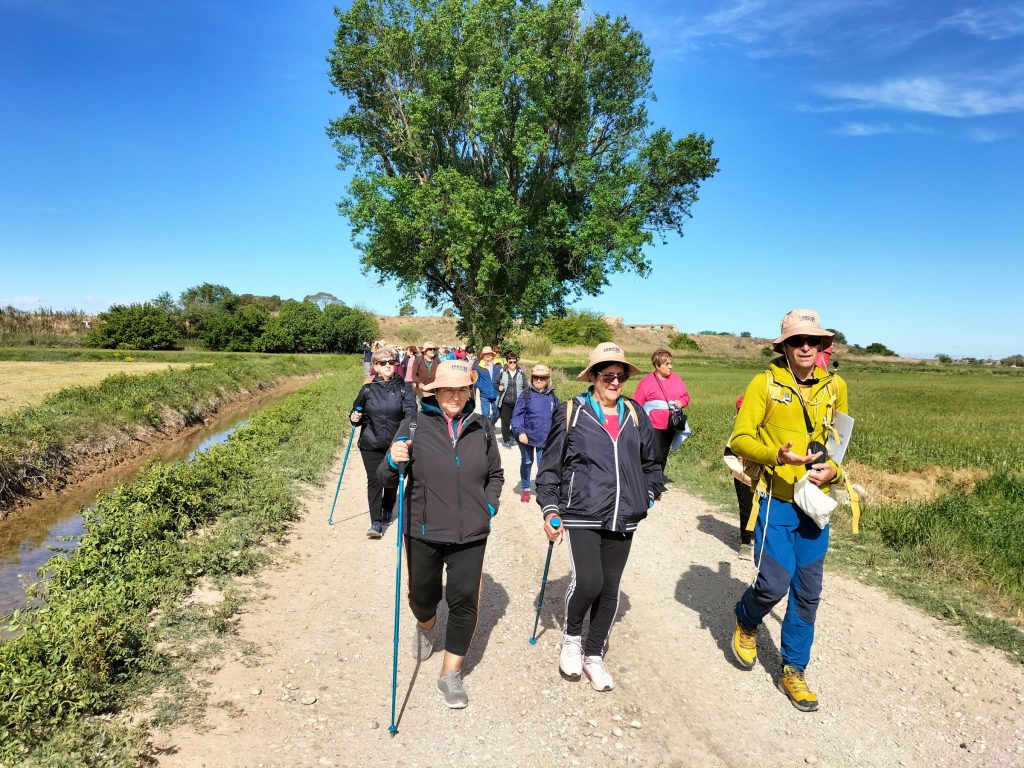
top-left (633, 372), bottom-right (691, 431)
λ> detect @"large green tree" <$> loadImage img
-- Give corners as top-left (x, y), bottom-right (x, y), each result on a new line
top-left (327, 0), bottom-right (718, 345)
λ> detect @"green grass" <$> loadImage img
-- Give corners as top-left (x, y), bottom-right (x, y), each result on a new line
top-left (538, 352), bottom-right (1024, 660)
top-left (0, 356), bottom-right (366, 766)
top-left (0, 351), bottom-right (349, 510)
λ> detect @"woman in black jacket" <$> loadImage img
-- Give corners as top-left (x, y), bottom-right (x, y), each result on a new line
top-left (350, 349), bottom-right (416, 538)
top-left (535, 343), bottom-right (664, 693)
top-left (380, 360), bottom-right (503, 710)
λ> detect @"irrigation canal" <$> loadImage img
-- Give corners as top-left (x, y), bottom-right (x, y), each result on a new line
top-left (0, 388), bottom-right (295, 621)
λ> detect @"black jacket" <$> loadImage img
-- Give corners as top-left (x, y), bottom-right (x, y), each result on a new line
top-left (351, 376), bottom-right (416, 452)
top-left (377, 397), bottom-right (504, 544)
top-left (536, 392), bottom-right (664, 533)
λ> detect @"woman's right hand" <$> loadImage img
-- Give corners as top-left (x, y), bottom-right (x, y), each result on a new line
top-left (350, 411), bottom-right (362, 423)
top-left (518, 433), bottom-right (529, 445)
top-left (390, 440), bottom-right (410, 464)
top-left (543, 513), bottom-right (563, 544)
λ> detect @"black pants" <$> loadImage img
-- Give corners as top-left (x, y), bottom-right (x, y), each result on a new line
top-left (653, 428), bottom-right (674, 471)
top-left (405, 537), bottom-right (487, 657)
top-left (499, 400), bottom-right (515, 443)
top-left (734, 478), bottom-right (755, 545)
top-left (360, 449), bottom-right (396, 525)
top-left (563, 528), bottom-right (633, 657)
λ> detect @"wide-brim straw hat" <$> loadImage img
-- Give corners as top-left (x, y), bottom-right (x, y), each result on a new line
top-left (531, 364), bottom-right (552, 377)
top-left (422, 341), bottom-right (438, 350)
top-left (419, 360), bottom-right (474, 391)
top-left (480, 346), bottom-right (495, 356)
top-left (772, 309), bottom-right (835, 352)
top-left (576, 342), bottom-right (643, 381)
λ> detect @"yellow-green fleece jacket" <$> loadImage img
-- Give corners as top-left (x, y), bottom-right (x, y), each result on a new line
top-left (729, 359), bottom-right (848, 503)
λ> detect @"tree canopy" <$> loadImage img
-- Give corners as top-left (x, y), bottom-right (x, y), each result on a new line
top-left (327, 0), bottom-right (718, 345)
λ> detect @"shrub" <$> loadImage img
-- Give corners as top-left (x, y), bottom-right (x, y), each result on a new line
top-left (202, 304), bottom-right (270, 351)
top-left (865, 342), bottom-right (897, 356)
top-left (542, 310), bottom-right (613, 346)
top-left (254, 301), bottom-right (326, 353)
top-left (321, 304), bottom-right (379, 353)
top-left (522, 332), bottom-right (552, 357)
top-left (84, 304), bottom-right (182, 350)
top-left (739, 331), bottom-right (751, 338)
top-left (936, 353), bottom-right (953, 364)
top-left (668, 333), bottom-right (700, 351)
top-left (1000, 354), bottom-right (1024, 367)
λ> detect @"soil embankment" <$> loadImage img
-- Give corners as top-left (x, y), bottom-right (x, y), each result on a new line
top-left (153, 445), bottom-right (1024, 767)
top-left (0, 375), bottom-right (317, 519)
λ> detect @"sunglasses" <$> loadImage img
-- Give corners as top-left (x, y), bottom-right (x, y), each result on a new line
top-left (597, 371), bottom-right (629, 384)
top-left (375, 359), bottom-right (397, 366)
top-left (784, 336), bottom-right (823, 348)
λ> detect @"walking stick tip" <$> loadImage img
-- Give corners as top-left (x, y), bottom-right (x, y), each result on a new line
top-left (529, 637), bottom-right (538, 645)
top-left (388, 725), bottom-right (398, 737)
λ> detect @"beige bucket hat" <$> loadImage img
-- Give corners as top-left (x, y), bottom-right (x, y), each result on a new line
top-left (480, 346), bottom-right (495, 356)
top-left (576, 342), bottom-right (642, 381)
top-left (771, 309), bottom-right (835, 352)
top-left (419, 360), bottom-right (474, 391)
top-left (530, 364), bottom-right (552, 378)
top-left (422, 341), bottom-right (438, 351)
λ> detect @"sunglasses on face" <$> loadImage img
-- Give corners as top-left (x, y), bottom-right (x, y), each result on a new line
top-left (532, 375), bottom-right (549, 381)
top-left (785, 336), bottom-right (823, 348)
top-left (597, 371), bottom-right (629, 384)
top-left (375, 359), bottom-right (397, 366)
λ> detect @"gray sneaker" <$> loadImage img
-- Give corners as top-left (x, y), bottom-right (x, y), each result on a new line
top-left (437, 670), bottom-right (469, 709)
top-left (412, 622), bottom-right (434, 661)
top-left (738, 542), bottom-right (754, 561)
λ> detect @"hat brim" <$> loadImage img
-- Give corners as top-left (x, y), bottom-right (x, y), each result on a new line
top-left (576, 360), bottom-right (643, 381)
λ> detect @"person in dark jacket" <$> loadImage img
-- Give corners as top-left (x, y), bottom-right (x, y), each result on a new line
top-left (412, 342), bottom-right (440, 397)
top-left (351, 349), bottom-right (417, 538)
top-left (510, 363), bottom-right (557, 503)
top-left (535, 343), bottom-right (664, 693)
top-left (380, 360), bottom-right (504, 710)
top-left (496, 353), bottom-right (527, 447)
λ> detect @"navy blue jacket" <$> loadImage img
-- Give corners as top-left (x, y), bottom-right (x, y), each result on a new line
top-left (535, 391), bottom-right (664, 533)
top-left (473, 361), bottom-right (501, 400)
top-left (510, 386), bottom-right (557, 447)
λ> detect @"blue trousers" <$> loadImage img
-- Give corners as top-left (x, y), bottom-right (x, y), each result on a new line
top-left (518, 444), bottom-right (543, 490)
top-left (480, 397), bottom-right (498, 422)
top-left (735, 496), bottom-right (829, 670)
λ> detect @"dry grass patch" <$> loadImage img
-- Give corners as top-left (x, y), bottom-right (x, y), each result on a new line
top-left (847, 460), bottom-right (991, 505)
top-left (0, 361), bottom-right (205, 415)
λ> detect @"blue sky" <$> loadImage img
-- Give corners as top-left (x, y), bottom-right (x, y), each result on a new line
top-left (1, 1), bottom-right (1021, 358)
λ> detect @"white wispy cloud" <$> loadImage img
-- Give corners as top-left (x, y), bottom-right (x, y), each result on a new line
top-left (833, 121), bottom-right (935, 137)
top-left (940, 6), bottom-right (1024, 41)
top-left (968, 126), bottom-right (1014, 142)
top-left (822, 74), bottom-right (1024, 118)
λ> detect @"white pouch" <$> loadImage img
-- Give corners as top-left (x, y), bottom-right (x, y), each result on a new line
top-left (793, 474), bottom-right (837, 529)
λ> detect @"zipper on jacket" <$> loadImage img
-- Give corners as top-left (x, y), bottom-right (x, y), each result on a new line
top-left (581, 407), bottom-right (625, 531)
top-left (567, 471), bottom-right (575, 509)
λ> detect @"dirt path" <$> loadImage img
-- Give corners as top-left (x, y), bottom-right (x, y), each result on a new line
top-left (154, 443), bottom-right (1024, 767)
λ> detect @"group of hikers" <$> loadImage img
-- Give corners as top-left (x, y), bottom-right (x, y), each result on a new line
top-left (347, 309), bottom-right (849, 714)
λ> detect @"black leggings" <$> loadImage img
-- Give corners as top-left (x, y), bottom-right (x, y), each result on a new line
top-left (499, 400), bottom-right (516, 443)
top-left (653, 428), bottom-right (673, 471)
top-left (405, 537), bottom-right (487, 657)
top-left (563, 528), bottom-right (633, 657)
top-left (360, 449), bottom-right (396, 524)
top-left (734, 477), bottom-right (754, 545)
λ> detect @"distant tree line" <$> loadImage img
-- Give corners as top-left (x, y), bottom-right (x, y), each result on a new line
top-left (84, 284), bottom-right (378, 353)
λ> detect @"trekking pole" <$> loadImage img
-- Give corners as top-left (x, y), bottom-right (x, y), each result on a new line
top-left (327, 406), bottom-right (361, 525)
top-left (388, 424), bottom-right (415, 737)
top-left (529, 516), bottom-right (561, 645)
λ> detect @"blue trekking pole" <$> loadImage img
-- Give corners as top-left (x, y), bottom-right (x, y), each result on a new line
top-left (529, 517), bottom-right (561, 644)
top-left (327, 406), bottom-right (361, 525)
top-left (388, 424), bottom-right (415, 737)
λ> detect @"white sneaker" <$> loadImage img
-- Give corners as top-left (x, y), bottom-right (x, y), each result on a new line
top-left (582, 655), bottom-right (614, 692)
top-left (559, 634), bottom-right (583, 678)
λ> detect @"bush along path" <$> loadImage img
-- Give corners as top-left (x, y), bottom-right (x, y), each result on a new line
top-left (0, 358), bottom-right (365, 766)
top-left (0, 354), bottom-right (344, 513)
top-left (152, 443), bottom-right (1024, 767)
